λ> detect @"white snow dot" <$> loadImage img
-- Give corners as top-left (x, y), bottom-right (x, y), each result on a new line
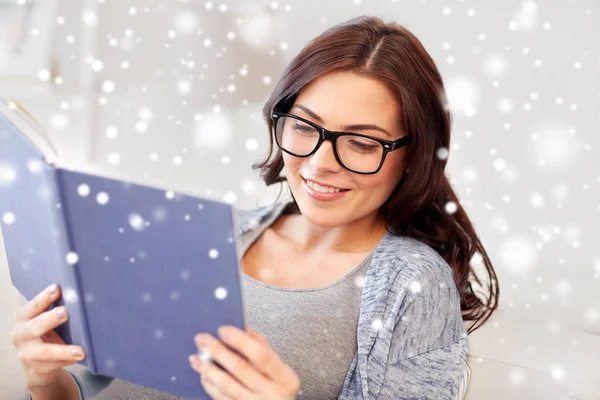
top-left (549, 364), bottom-right (565, 381)
top-left (77, 184), bottom-right (90, 197)
top-left (177, 80), bottom-right (192, 95)
top-left (245, 138), bottom-right (258, 152)
top-left (96, 192), bottom-right (110, 205)
top-left (128, 213), bottom-right (146, 231)
top-left (105, 125), bottom-right (119, 139)
top-left (108, 153), bottom-right (120, 165)
top-left (371, 318), bottom-right (383, 331)
top-left (66, 252), bottom-right (79, 265)
top-left (263, 76), bottom-right (272, 85)
top-left (102, 80), bottom-right (115, 93)
top-left (81, 10), bottom-right (98, 26)
top-left (142, 293), bottom-right (152, 303)
top-left (91, 59), bottom-right (104, 72)
top-left (37, 69), bottom-right (51, 82)
top-left (409, 281), bottom-right (422, 293)
top-left (165, 190), bottom-right (175, 200)
top-left (50, 113), bottom-right (69, 130)
top-left (529, 192), bottom-right (545, 209)
top-left (26, 159), bottom-right (42, 175)
top-left (175, 10), bottom-right (198, 34)
top-left (2, 212), bottom-right (16, 225)
top-left (444, 201), bottom-right (458, 214)
top-left (354, 275), bottom-right (365, 288)
top-left (63, 287), bottom-right (79, 303)
top-left (223, 191), bottom-right (237, 204)
top-left (209, 249), bottom-right (219, 259)
top-left (181, 270), bottom-right (191, 281)
top-left (215, 287), bottom-right (228, 300)
top-left (240, 179), bottom-right (257, 195)
top-left (198, 348), bottom-right (213, 362)
top-left (436, 147), bottom-right (449, 160)
top-left (154, 329), bottom-right (164, 339)
top-left (494, 158), bottom-right (506, 171)
top-left (0, 164), bottom-right (17, 185)
top-left (135, 120), bottom-right (148, 133)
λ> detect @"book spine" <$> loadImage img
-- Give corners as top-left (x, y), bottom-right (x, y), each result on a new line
top-left (231, 206), bottom-right (247, 330)
top-left (48, 168), bottom-right (96, 372)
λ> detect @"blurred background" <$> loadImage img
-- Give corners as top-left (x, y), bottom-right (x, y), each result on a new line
top-left (0, 0), bottom-right (598, 398)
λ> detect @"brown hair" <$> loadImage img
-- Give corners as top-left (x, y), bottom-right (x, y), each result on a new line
top-left (252, 15), bottom-right (498, 334)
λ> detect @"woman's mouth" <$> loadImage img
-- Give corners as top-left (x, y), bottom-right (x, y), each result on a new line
top-left (301, 177), bottom-right (350, 201)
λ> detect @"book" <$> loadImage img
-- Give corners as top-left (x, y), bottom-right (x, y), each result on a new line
top-left (0, 97), bottom-right (247, 399)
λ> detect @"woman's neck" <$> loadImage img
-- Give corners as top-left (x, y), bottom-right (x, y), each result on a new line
top-left (274, 208), bottom-right (387, 257)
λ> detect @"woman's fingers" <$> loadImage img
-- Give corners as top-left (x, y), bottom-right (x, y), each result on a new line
top-left (246, 327), bottom-right (269, 344)
top-left (200, 375), bottom-right (235, 400)
top-left (19, 341), bottom-right (86, 365)
top-left (12, 305), bottom-right (70, 345)
top-left (22, 358), bottom-right (76, 375)
top-left (14, 284), bottom-right (60, 323)
top-left (217, 327), bottom-right (297, 390)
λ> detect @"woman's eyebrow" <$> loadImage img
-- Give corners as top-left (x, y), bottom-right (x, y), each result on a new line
top-left (292, 103), bottom-right (392, 138)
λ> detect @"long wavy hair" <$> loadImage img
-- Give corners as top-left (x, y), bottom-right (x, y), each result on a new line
top-left (252, 15), bottom-right (499, 335)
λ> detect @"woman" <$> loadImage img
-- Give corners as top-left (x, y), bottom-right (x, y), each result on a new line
top-left (14, 15), bottom-right (497, 400)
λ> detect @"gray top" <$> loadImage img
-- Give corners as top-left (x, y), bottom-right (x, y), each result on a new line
top-left (240, 204), bottom-right (374, 399)
top-left (30, 201), bottom-right (469, 399)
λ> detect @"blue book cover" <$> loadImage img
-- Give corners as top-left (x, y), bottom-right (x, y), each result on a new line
top-left (0, 98), bottom-right (247, 399)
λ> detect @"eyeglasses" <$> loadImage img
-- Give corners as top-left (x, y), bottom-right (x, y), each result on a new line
top-left (271, 110), bottom-right (411, 174)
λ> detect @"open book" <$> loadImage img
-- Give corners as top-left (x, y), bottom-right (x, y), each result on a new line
top-left (0, 97), bottom-right (246, 399)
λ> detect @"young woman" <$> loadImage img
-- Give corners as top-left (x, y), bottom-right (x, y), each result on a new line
top-left (14, 15), bottom-right (498, 400)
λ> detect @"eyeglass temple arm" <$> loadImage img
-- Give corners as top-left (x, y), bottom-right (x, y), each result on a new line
top-left (389, 135), bottom-right (411, 151)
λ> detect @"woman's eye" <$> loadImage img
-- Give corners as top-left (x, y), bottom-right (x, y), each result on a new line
top-left (349, 140), bottom-right (378, 151)
top-left (293, 124), bottom-right (316, 132)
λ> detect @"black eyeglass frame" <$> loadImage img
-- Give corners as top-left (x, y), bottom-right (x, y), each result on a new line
top-left (271, 109), bottom-right (412, 175)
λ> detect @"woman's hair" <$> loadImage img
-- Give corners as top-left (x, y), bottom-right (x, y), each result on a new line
top-left (252, 15), bottom-right (499, 335)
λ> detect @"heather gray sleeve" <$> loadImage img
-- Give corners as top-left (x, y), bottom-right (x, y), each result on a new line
top-left (28, 369), bottom-right (86, 400)
top-left (376, 263), bottom-right (469, 400)
top-left (62, 365), bottom-right (115, 399)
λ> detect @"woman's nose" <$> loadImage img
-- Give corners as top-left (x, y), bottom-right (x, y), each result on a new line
top-left (308, 139), bottom-right (342, 172)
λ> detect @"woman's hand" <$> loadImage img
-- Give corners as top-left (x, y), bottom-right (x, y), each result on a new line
top-left (189, 325), bottom-right (300, 400)
top-left (10, 283), bottom-right (86, 393)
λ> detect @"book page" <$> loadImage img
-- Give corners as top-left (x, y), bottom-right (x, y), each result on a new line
top-left (0, 96), bottom-right (59, 167)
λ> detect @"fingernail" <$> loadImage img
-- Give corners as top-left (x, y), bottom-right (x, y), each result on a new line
top-left (218, 325), bottom-right (233, 339)
top-left (195, 333), bottom-right (208, 346)
top-left (71, 348), bottom-right (84, 359)
top-left (188, 354), bottom-right (196, 364)
top-left (48, 284), bottom-right (57, 295)
top-left (55, 307), bottom-right (65, 317)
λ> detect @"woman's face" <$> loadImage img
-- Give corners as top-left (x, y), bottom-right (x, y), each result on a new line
top-left (282, 70), bottom-right (410, 229)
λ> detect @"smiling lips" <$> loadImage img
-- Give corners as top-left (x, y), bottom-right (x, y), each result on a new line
top-left (302, 177), bottom-right (350, 193)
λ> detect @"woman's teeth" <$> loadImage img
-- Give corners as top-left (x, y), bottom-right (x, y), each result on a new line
top-left (305, 179), bottom-right (345, 193)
